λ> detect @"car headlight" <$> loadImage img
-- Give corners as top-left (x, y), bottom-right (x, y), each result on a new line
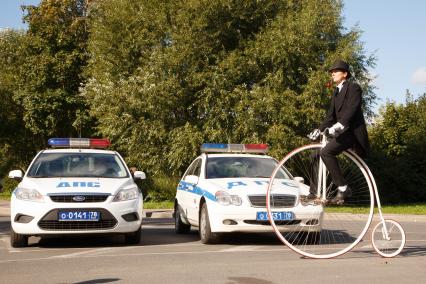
top-left (113, 187), bottom-right (140, 202)
top-left (215, 190), bottom-right (242, 206)
top-left (14, 187), bottom-right (44, 202)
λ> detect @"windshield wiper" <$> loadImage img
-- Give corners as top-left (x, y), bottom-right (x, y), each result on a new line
top-left (30, 175), bottom-right (54, 178)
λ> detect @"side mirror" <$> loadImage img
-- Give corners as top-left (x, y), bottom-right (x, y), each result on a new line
top-left (133, 171), bottom-right (146, 180)
top-left (294, 176), bottom-right (304, 184)
top-left (9, 170), bottom-right (23, 181)
top-left (185, 175), bottom-right (199, 185)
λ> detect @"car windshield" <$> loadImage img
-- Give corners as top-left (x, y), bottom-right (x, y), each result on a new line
top-left (27, 152), bottom-right (129, 178)
top-left (206, 157), bottom-right (290, 179)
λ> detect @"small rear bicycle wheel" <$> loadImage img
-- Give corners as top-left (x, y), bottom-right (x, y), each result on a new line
top-left (371, 219), bottom-right (405, 257)
top-left (267, 144), bottom-right (374, 259)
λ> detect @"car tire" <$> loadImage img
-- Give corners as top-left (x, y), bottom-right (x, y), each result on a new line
top-left (175, 204), bottom-right (191, 234)
top-left (10, 228), bottom-right (28, 248)
top-left (199, 203), bottom-right (219, 244)
top-left (124, 226), bottom-right (141, 245)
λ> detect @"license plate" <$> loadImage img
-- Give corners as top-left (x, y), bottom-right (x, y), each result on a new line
top-left (256, 211), bottom-right (294, 221)
top-left (58, 211), bottom-right (100, 221)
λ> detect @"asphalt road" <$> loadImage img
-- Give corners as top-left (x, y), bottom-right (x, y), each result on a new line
top-left (0, 214), bottom-right (425, 284)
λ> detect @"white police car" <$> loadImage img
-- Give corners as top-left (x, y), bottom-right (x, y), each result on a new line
top-left (8, 138), bottom-right (145, 247)
top-left (174, 143), bottom-right (323, 243)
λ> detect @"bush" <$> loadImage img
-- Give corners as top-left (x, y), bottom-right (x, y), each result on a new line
top-left (0, 175), bottom-right (18, 198)
top-left (369, 95), bottom-right (426, 203)
top-left (142, 176), bottom-right (180, 202)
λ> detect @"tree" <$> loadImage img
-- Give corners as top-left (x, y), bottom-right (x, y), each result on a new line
top-left (369, 92), bottom-right (426, 203)
top-left (0, 29), bottom-right (36, 175)
top-left (14, 0), bottom-right (92, 148)
top-left (83, 0), bottom-right (376, 176)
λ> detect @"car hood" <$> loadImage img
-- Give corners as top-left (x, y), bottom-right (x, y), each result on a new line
top-left (205, 177), bottom-right (309, 196)
top-left (19, 177), bottom-right (135, 195)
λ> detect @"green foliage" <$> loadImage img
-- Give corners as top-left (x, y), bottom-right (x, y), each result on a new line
top-left (0, 29), bottom-right (38, 174)
top-left (369, 93), bottom-right (426, 203)
top-left (16, 0), bottom-right (92, 143)
top-left (0, 175), bottom-right (19, 196)
top-left (143, 176), bottom-right (180, 202)
top-left (0, 0), bottom-right (93, 177)
top-left (83, 0), bottom-right (375, 177)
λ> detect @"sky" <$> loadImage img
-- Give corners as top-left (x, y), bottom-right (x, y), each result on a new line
top-left (1, 0), bottom-right (426, 113)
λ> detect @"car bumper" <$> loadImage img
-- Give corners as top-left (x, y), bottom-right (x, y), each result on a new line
top-left (207, 201), bottom-right (323, 233)
top-left (11, 196), bottom-right (143, 235)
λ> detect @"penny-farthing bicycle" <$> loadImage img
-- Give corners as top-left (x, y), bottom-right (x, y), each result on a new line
top-left (266, 130), bottom-right (406, 259)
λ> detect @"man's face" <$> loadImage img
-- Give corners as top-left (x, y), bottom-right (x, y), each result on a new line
top-left (331, 70), bottom-right (347, 84)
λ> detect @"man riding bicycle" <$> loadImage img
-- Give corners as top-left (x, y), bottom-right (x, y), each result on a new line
top-left (307, 59), bottom-right (370, 204)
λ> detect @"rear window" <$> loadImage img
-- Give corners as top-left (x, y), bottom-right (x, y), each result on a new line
top-left (27, 152), bottom-right (129, 178)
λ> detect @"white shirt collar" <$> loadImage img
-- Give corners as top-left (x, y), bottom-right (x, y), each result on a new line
top-left (337, 80), bottom-right (346, 92)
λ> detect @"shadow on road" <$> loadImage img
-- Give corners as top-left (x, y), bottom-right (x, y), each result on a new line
top-left (71, 278), bottom-right (121, 284)
top-left (0, 219), bottom-right (11, 234)
top-left (398, 245), bottom-right (426, 257)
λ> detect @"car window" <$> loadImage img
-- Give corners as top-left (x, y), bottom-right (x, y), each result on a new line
top-left (183, 158), bottom-right (202, 179)
top-left (206, 157), bottom-right (289, 179)
top-left (27, 153), bottom-right (129, 178)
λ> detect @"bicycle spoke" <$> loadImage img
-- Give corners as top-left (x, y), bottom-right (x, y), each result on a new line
top-left (267, 144), bottom-right (374, 259)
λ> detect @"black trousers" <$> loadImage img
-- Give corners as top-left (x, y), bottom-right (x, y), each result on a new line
top-left (309, 131), bottom-right (366, 194)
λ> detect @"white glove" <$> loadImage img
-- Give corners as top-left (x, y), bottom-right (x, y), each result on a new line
top-left (328, 122), bottom-right (345, 136)
top-left (308, 129), bottom-right (320, 140)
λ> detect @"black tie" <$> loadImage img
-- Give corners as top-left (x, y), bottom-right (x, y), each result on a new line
top-left (334, 87), bottom-right (339, 96)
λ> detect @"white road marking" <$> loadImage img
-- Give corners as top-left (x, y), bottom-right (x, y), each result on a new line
top-left (0, 247), bottom-right (292, 264)
top-left (220, 245), bottom-right (259, 252)
top-left (51, 247), bottom-right (119, 258)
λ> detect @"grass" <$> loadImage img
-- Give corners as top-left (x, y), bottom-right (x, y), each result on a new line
top-left (325, 203), bottom-right (426, 215)
top-left (0, 194), bottom-right (11, 201)
top-left (144, 200), bottom-right (174, 209)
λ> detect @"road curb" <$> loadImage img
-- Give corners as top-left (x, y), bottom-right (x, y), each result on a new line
top-left (143, 209), bottom-right (173, 219)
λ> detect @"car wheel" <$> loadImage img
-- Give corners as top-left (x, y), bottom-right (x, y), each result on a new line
top-left (199, 203), bottom-right (218, 244)
top-left (124, 226), bottom-right (141, 245)
top-left (10, 228), bottom-right (28, 248)
top-left (175, 204), bottom-right (191, 234)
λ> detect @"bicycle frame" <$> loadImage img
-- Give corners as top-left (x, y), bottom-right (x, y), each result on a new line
top-left (267, 130), bottom-right (405, 258)
top-left (316, 132), bottom-right (391, 241)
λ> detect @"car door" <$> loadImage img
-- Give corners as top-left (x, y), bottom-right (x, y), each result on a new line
top-left (186, 158), bottom-right (202, 222)
top-left (179, 158), bottom-right (201, 224)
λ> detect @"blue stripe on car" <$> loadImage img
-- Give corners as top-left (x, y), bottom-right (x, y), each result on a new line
top-left (177, 181), bottom-right (216, 201)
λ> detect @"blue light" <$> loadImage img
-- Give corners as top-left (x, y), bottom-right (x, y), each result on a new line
top-left (202, 143), bottom-right (227, 149)
top-left (48, 138), bottom-right (70, 147)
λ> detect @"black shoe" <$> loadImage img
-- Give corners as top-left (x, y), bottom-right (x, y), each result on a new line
top-left (329, 186), bottom-right (352, 205)
top-left (301, 193), bottom-right (317, 201)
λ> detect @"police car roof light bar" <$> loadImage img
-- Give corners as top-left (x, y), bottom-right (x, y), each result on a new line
top-left (48, 138), bottom-right (111, 149)
top-left (201, 143), bottom-right (268, 153)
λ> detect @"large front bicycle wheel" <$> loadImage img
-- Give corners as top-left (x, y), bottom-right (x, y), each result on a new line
top-left (371, 219), bottom-right (405, 257)
top-left (267, 144), bottom-right (374, 259)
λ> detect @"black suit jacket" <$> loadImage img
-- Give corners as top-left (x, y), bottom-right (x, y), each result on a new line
top-left (319, 80), bottom-right (370, 155)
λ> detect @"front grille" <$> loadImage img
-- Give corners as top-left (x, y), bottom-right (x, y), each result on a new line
top-left (248, 194), bottom-right (296, 208)
top-left (38, 208), bottom-right (117, 231)
top-left (49, 194), bottom-right (109, 203)
top-left (38, 220), bottom-right (117, 230)
top-left (244, 220), bottom-right (301, 225)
